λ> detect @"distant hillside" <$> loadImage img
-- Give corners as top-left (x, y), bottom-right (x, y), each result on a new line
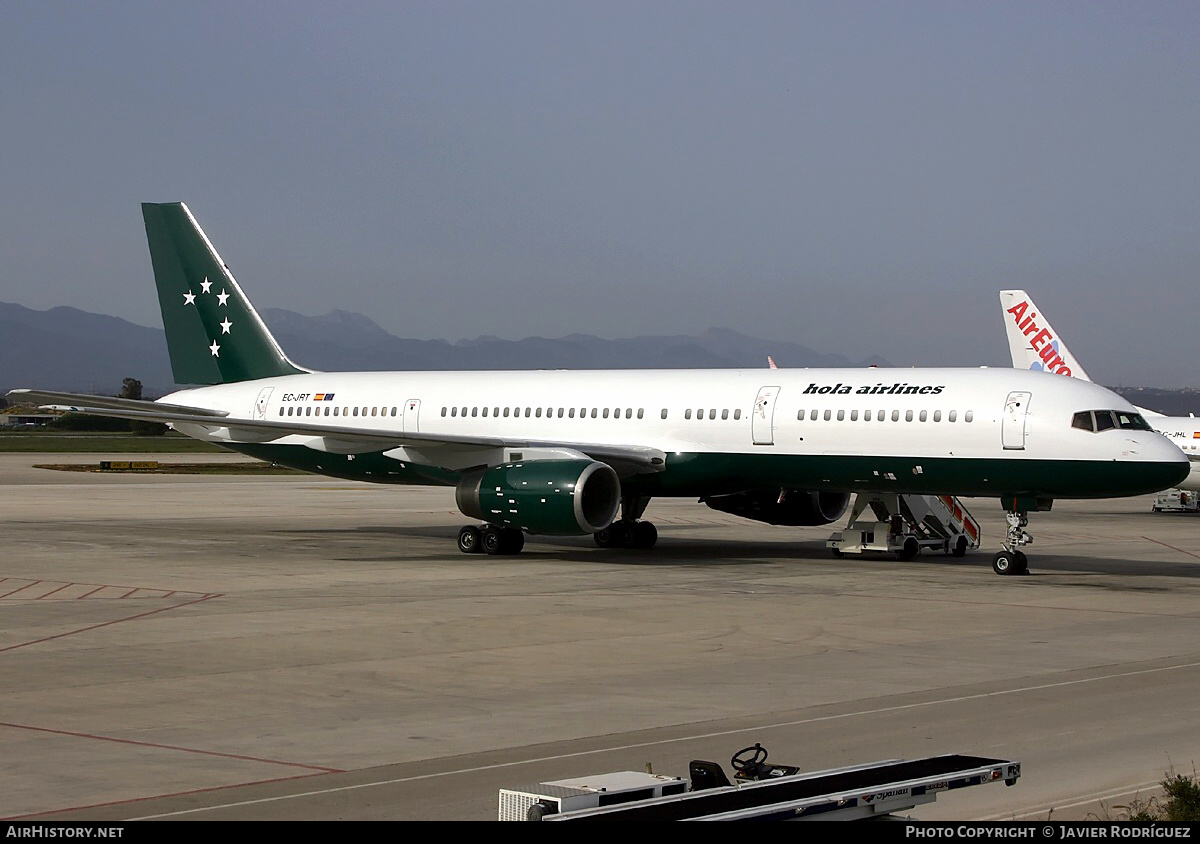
top-left (1109, 387), bottom-right (1200, 417)
top-left (1, 302), bottom-right (885, 396)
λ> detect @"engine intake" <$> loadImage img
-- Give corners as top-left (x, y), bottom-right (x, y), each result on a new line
top-left (456, 459), bottom-right (620, 536)
top-left (702, 489), bottom-right (850, 526)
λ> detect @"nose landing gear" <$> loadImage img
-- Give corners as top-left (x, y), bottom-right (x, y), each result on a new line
top-left (992, 509), bottom-right (1032, 575)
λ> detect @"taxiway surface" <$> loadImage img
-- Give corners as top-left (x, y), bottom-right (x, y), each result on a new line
top-left (2, 453), bottom-right (1198, 821)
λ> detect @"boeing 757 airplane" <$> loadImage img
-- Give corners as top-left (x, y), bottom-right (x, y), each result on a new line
top-left (999, 289), bottom-right (1200, 493)
top-left (8, 206), bottom-right (1187, 576)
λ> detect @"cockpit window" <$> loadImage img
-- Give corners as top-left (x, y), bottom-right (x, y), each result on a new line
top-left (1116, 412), bottom-right (1152, 431)
top-left (1072, 410), bottom-right (1154, 433)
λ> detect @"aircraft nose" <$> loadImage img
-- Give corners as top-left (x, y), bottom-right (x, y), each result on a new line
top-left (1141, 435), bottom-right (1191, 491)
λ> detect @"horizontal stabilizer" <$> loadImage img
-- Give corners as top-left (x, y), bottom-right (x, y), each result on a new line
top-left (6, 388), bottom-right (229, 417)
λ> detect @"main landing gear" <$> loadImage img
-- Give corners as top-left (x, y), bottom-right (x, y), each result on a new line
top-left (457, 524), bottom-right (525, 556)
top-left (992, 510), bottom-right (1032, 576)
top-left (593, 494), bottom-right (658, 550)
top-left (594, 519), bottom-right (658, 549)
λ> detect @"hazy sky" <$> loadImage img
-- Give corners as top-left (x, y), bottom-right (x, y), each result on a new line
top-left (2, 2), bottom-right (1197, 386)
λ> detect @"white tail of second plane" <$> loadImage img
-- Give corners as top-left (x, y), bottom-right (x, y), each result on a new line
top-left (998, 290), bottom-right (1091, 382)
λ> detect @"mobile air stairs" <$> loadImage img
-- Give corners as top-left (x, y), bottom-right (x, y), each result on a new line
top-left (827, 493), bottom-right (981, 561)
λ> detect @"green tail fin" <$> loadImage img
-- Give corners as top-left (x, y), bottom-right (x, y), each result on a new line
top-left (142, 202), bottom-right (308, 384)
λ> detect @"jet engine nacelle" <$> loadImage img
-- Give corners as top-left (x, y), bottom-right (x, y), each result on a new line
top-left (455, 459), bottom-right (621, 536)
top-left (702, 489), bottom-right (850, 526)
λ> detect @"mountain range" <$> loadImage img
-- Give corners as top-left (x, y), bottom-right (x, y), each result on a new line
top-left (0, 301), bottom-right (887, 398)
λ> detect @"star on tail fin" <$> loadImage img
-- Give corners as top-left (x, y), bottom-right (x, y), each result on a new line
top-left (142, 202), bottom-right (308, 384)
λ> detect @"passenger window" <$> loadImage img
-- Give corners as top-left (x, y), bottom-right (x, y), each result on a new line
top-left (334, 407), bottom-right (340, 417)
top-left (482, 407), bottom-right (489, 417)
top-left (625, 408), bottom-right (633, 419)
top-left (722, 409), bottom-right (729, 420)
top-left (525, 408), bottom-right (532, 417)
top-left (279, 408), bottom-right (285, 416)
top-left (353, 407), bottom-right (359, 417)
top-left (823, 409), bottom-right (832, 421)
top-left (708, 409), bottom-right (716, 420)
top-left (810, 410), bottom-right (818, 421)
top-left (590, 408), bottom-right (597, 418)
top-left (919, 410), bottom-right (927, 422)
top-left (602, 408), bottom-right (609, 419)
top-left (568, 408), bottom-right (575, 418)
top-left (325, 407), bottom-right (331, 416)
top-left (965, 410), bottom-right (973, 423)
top-left (661, 409), bottom-right (668, 419)
top-left (878, 410), bottom-right (886, 422)
top-left (850, 410), bottom-right (858, 421)
top-left (905, 410), bottom-right (913, 422)
top-left (933, 410), bottom-right (941, 422)
top-left (797, 410), bottom-right (805, 421)
top-left (948, 410), bottom-right (957, 422)
top-left (558, 408), bottom-right (565, 418)
top-left (685, 409), bottom-right (692, 420)
top-left (306, 407), bottom-right (312, 416)
top-left (734, 409), bottom-right (741, 420)
top-left (864, 409), bottom-right (872, 421)
top-left (837, 410), bottom-right (845, 421)
top-left (891, 410), bottom-right (899, 422)
top-left (441, 407), bottom-right (447, 417)
top-left (471, 407), bottom-right (478, 417)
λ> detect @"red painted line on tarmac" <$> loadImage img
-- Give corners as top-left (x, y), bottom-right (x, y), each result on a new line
top-left (75, 585), bottom-right (107, 599)
top-left (0, 581), bottom-right (41, 598)
top-left (2, 771), bottom-right (336, 820)
top-left (0, 593), bottom-right (223, 654)
top-left (0, 720), bottom-right (344, 773)
top-left (1142, 536), bottom-right (1200, 560)
top-left (37, 582), bottom-right (75, 599)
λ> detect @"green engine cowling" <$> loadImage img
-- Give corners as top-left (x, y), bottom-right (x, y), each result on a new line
top-left (455, 459), bottom-right (621, 536)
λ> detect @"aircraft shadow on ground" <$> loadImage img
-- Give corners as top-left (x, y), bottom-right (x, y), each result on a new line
top-left (280, 524), bottom-right (1200, 577)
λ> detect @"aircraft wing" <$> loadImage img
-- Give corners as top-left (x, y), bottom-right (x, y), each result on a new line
top-left (7, 390), bottom-right (667, 474)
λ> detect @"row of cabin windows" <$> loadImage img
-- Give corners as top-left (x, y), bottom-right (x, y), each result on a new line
top-left (437, 407), bottom-right (748, 421)
top-left (441, 406), bottom-right (648, 419)
top-left (797, 408), bottom-right (974, 423)
top-left (684, 408), bottom-right (743, 420)
top-left (280, 406), bottom-right (396, 417)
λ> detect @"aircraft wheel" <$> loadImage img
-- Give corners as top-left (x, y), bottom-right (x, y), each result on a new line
top-left (611, 520), bottom-right (635, 548)
top-left (500, 527), bottom-right (525, 555)
top-left (457, 525), bottom-right (482, 554)
top-left (593, 526), bottom-right (615, 547)
top-left (632, 521), bottom-right (658, 549)
top-left (831, 548), bottom-right (844, 558)
top-left (895, 537), bottom-right (919, 561)
top-left (481, 526), bottom-right (505, 555)
top-left (992, 551), bottom-right (1022, 576)
top-left (952, 535), bottom-right (968, 558)
top-left (1014, 550), bottom-right (1029, 575)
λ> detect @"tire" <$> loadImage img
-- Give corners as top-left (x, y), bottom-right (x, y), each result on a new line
top-left (593, 526), bottom-right (615, 548)
top-left (612, 520), bottom-right (635, 548)
top-left (993, 551), bottom-right (1018, 575)
top-left (457, 525), bottom-right (481, 554)
top-left (500, 527), bottom-right (525, 555)
top-left (831, 548), bottom-right (844, 558)
top-left (481, 526), bottom-right (504, 555)
top-left (952, 535), bottom-right (968, 558)
top-left (895, 537), bottom-right (919, 561)
top-left (632, 521), bottom-right (658, 549)
top-left (1014, 550), bottom-right (1029, 575)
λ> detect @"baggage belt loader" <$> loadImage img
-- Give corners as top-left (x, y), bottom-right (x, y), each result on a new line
top-left (500, 743), bottom-right (1020, 821)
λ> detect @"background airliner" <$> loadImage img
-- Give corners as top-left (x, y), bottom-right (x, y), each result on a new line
top-left (8, 206), bottom-right (1187, 576)
top-left (999, 289), bottom-right (1200, 493)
